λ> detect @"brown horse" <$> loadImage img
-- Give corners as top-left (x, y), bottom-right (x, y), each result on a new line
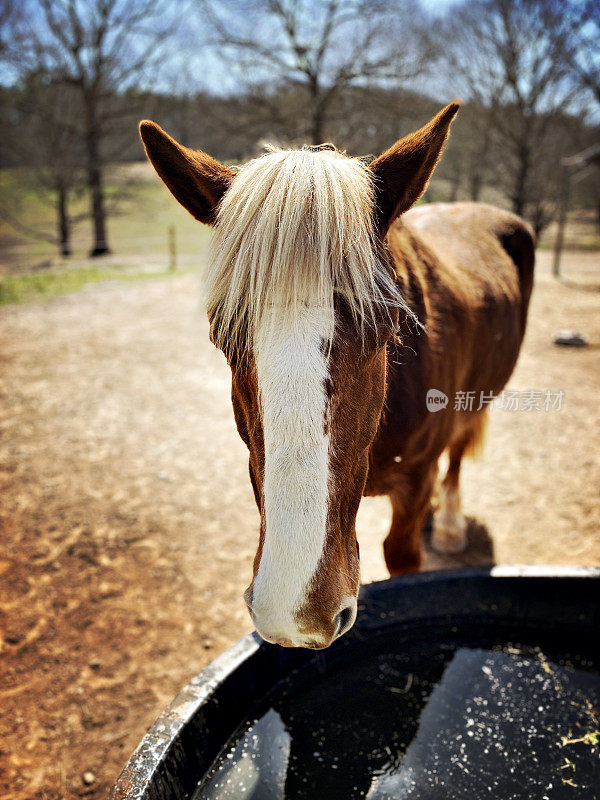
top-left (140, 103), bottom-right (534, 650)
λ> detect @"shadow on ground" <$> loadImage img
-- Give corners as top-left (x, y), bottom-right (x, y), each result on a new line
top-left (422, 516), bottom-right (496, 570)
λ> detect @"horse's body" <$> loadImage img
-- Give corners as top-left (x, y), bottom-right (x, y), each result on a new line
top-left (140, 104), bottom-right (535, 648)
top-left (366, 202), bottom-right (535, 570)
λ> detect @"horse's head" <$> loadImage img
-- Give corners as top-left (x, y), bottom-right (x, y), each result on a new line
top-left (140, 103), bottom-right (458, 648)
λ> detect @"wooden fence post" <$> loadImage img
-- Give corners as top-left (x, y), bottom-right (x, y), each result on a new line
top-left (552, 169), bottom-right (570, 279)
top-left (168, 225), bottom-right (177, 272)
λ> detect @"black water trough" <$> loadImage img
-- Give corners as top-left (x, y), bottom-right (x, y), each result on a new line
top-left (110, 567), bottom-right (600, 800)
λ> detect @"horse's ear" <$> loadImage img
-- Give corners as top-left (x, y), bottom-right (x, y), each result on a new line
top-left (370, 102), bottom-right (460, 232)
top-left (139, 120), bottom-right (235, 225)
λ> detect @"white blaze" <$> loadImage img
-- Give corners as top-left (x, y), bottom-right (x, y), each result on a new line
top-left (251, 304), bottom-right (332, 641)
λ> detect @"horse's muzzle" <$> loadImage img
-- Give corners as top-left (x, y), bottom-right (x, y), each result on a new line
top-left (244, 591), bottom-right (357, 649)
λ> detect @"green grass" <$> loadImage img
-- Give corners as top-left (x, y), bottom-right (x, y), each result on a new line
top-left (0, 163), bottom-right (211, 271)
top-left (1, 162), bottom-right (598, 304)
top-left (0, 264), bottom-right (191, 306)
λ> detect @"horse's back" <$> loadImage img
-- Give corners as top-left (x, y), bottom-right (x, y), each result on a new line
top-left (369, 203), bottom-right (535, 495)
top-left (387, 202), bottom-right (536, 412)
top-left (403, 202), bottom-right (535, 331)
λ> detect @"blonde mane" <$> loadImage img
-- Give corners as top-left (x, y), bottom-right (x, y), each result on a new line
top-left (205, 145), bottom-right (405, 358)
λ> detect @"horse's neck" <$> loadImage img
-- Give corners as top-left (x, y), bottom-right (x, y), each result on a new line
top-left (372, 223), bottom-right (439, 444)
top-left (386, 221), bottom-right (435, 340)
top-left (388, 219), bottom-right (438, 295)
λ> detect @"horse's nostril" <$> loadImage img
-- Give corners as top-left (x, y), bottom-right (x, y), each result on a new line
top-left (335, 603), bottom-right (356, 638)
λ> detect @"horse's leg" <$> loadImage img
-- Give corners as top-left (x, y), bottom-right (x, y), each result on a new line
top-left (431, 438), bottom-right (469, 554)
top-left (384, 462), bottom-right (438, 575)
top-left (431, 411), bottom-right (487, 554)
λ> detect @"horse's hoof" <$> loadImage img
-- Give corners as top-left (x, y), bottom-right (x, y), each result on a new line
top-left (431, 513), bottom-right (468, 554)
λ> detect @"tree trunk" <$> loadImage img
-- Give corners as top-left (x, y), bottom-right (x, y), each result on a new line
top-left (308, 78), bottom-right (325, 145)
top-left (84, 99), bottom-right (110, 257)
top-left (553, 169), bottom-right (570, 278)
top-left (469, 171), bottom-right (482, 201)
top-left (309, 104), bottom-right (324, 145)
top-left (532, 211), bottom-right (545, 241)
top-left (88, 164), bottom-right (109, 256)
top-left (511, 143), bottom-right (531, 218)
top-left (469, 139), bottom-right (487, 201)
top-left (449, 167), bottom-right (461, 202)
top-left (469, 109), bottom-right (496, 202)
top-left (57, 184), bottom-right (71, 257)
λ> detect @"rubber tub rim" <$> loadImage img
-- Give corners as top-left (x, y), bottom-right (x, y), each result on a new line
top-left (109, 565), bottom-right (600, 800)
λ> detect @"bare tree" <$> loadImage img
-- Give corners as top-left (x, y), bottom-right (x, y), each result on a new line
top-left (0, 0), bottom-right (20, 59)
top-left (6, 0), bottom-right (174, 256)
top-left (440, 0), bottom-right (580, 229)
top-left (563, 0), bottom-right (600, 106)
top-left (434, 5), bottom-right (503, 203)
top-left (201, 0), bottom-right (434, 145)
top-left (0, 73), bottom-right (87, 257)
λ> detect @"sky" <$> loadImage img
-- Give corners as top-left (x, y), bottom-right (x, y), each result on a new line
top-left (419, 0), bottom-right (461, 13)
top-left (160, 0), bottom-right (464, 98)
top-left (1, 0), bottom-right (465, 95)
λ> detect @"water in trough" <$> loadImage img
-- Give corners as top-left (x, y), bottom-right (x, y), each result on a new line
top-left (192, 639), bottom-right (600, 800)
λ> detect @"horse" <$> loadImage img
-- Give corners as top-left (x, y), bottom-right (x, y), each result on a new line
top-left (139, 103), bottom-right (535, 650)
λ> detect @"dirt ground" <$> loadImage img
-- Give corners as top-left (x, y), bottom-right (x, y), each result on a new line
top-left (1, 250), bottom-right (599, 800)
